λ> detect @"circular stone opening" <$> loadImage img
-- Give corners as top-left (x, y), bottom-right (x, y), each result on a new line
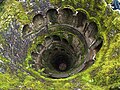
top-left (29, 24), bottom-right (103, 79)
top-left (51, 53), bottom-right (71, 72)
top-left (30, 32), bottom-right (87, 78)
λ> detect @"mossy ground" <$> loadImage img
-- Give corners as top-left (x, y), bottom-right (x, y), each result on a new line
top-left (0, 0), bottom-right (120, 90)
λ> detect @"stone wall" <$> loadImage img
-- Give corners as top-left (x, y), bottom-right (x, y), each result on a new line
top-left (0, 0), bottom-right (119, 90)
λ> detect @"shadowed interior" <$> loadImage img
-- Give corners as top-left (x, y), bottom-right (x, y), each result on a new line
top-left (50, 53), bottom-right (71, 72)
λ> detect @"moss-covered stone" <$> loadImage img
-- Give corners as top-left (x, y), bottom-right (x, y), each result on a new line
top-left (0, 0), bottom-right (120, 90)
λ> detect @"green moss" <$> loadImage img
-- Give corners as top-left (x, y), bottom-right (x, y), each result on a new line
top-left (0, 0), bottom-right (30, 31)
top-left (0, 73), bottom-right (20, 89)
top-left (105, 0), bottom-right (112, 4)
top-left (0, 0), bottom-right (120, 90)
top-left (0, 35), bottom-right (5, 45)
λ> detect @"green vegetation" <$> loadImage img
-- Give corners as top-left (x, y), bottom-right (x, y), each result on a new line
top-left (0, 0), bottom-right (120, 90)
